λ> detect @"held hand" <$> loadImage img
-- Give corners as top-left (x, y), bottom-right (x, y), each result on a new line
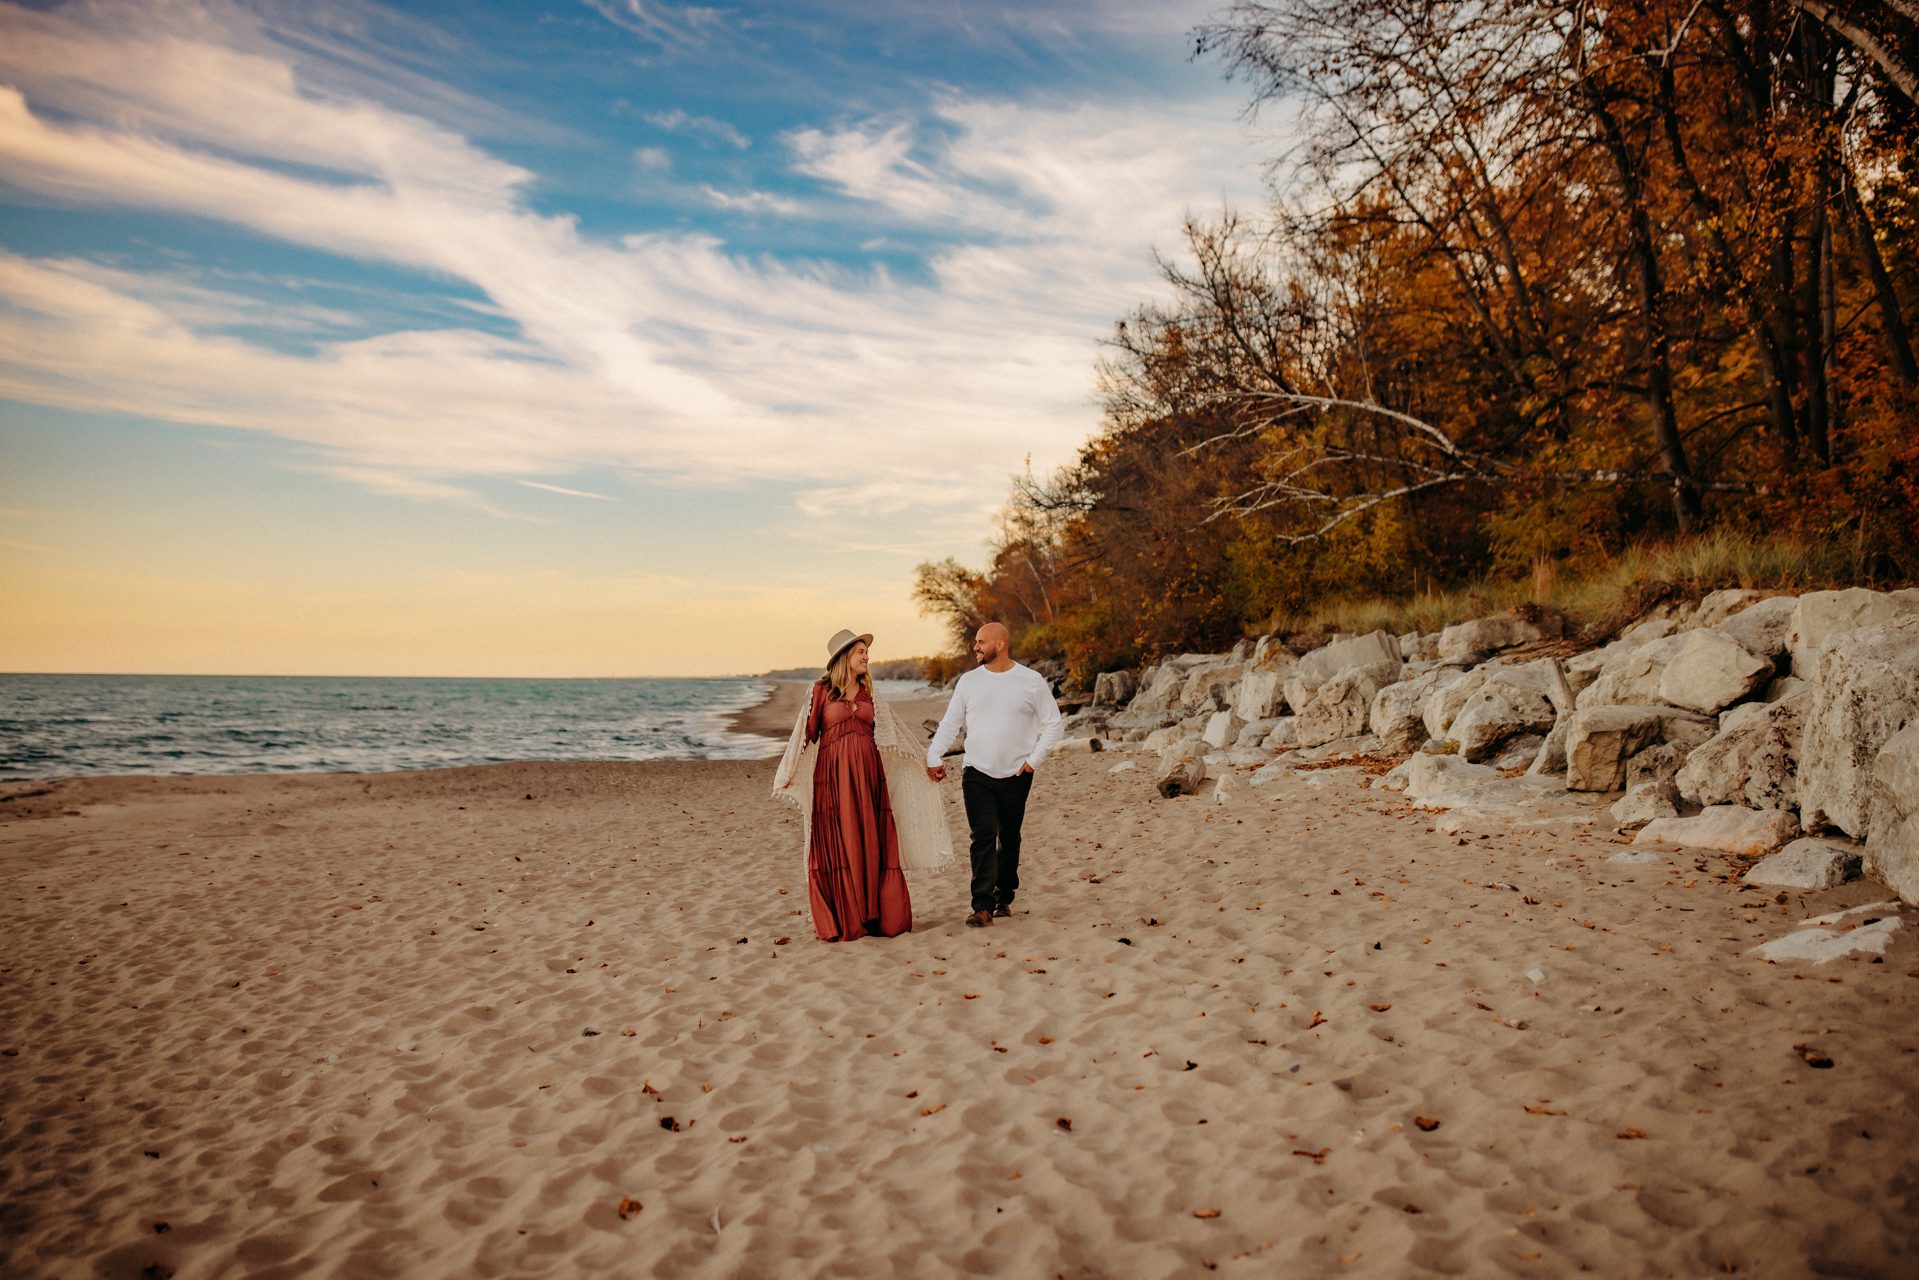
top-left (1018, 763), bottom-right (1034, 775)
top-left (926, 764), bottom-right (947, 782)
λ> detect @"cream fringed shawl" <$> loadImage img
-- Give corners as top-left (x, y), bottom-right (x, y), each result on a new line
top-left (770, 686), bottom-right (954, 874)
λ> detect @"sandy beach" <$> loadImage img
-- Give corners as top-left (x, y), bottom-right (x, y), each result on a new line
top-left (3, 703), bottom-right (1916, 1278)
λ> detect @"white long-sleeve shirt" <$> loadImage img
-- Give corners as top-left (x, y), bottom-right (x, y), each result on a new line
top-left (926, 662), bottom-right (1063, 778)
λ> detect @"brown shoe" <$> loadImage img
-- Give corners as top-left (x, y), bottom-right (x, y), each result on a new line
top-left (992, 904), bottom-right (1012, 918)
top-left (964, 909), bottom-right (993, 928)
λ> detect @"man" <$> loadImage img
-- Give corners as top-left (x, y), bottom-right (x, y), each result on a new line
top-left (925, 622), bottom-right (1063, 928)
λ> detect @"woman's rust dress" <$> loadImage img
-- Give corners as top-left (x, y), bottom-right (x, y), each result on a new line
top-left (805, 682), bottom-right (913, 941)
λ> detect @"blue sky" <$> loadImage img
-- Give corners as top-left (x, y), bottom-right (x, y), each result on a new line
top-left (0, 0), bottom-right (1272, 675)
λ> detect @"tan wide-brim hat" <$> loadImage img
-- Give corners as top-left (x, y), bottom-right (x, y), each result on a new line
top-left (825, 628), bottom-right (873, 663)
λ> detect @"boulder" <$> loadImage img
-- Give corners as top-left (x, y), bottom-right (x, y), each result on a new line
top-left (1493, 734), bottom-right (1546, 770)
top-left (1576, 634), bottom-right (1688, 709)
top-left (1262, 717), bottom-right (1299, 751)
top-left (1370, 677), bottom-right (1434, 754)
top-left (1128, 663), bottom-right (1187, 715)
top-left (1141, 726), bottom-right (1186, 755)
top-left (1709, 594), bottom-right (1797, 662)
top-left (1295, 667), bottom-right (1388, 748)
top-left (1091, 669), bottom-right (1138, 708)
top-left (1380, 751), bottom-right (1504, 803)
top-left (1449, 681), bottom-right (1557, 763)
top-left (1400, 632), bottom-right (1440, 662)
top-left (1866, 723), bottom-right (1919, 905)
top-left (1744, 838), bottom-right (1862, 890)
top-left (1611, 779), bottom-right (1680, 828)
top-left (1688, 588), bottom-right (1771, 630)
top-left (1154, 748), bottom-right (1208, 799)
top-left (1296, 630), bottom-right (1403, 687)
top-left (1787, 588), bottom-right (1919, 677)
top-left (1201, 710), bottom-right (1245, 750)
top-left (1674, 687), bottom-right (1807, 810)
top-left (1656, 630), bottom-right (1773, 714)
top-left (1634, 806), bottom-right (1800, 856)
top-left (1232, 670), bottom-right (1289, 722)
top-left (1564, 706), bottom-right (1663, 791)
top-left (1798, 613), bottom-right (1919, 837)
top-left (1234, 718), bottom-right (1282, 749)
top-left (1180, 662), bottom-right (1245, 714)
top-left (1626, 743), bottom-right (1687, 787)
top-left (1436, 614), bottom-right (1545, 661)
top-left (1420, 667), bottom-right (1487, 741)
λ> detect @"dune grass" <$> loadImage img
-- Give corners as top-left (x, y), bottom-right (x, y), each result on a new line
top-left (1266, 530), bottom-right (1873, 642)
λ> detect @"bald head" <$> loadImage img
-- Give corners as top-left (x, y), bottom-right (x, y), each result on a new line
top-left (971, 621), bottom-right (1012, 671)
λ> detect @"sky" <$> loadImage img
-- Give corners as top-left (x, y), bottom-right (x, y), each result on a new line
top-left (0, 0), bottom-right (1273, 677)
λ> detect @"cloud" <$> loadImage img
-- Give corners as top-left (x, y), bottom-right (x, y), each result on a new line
top-left (633, 145), bottom-right (673, 171)
top-left (517, 480), bottom-right (616, 501)
top-left (0, 0), bottom-right (1265, 544)
top-left (583, 0), bottom-right (731, 57)
top-left (644, 107), bottom-right (752, 149)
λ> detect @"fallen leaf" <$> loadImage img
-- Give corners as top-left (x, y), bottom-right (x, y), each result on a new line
top-left (660, 1116), bottom-right (681, 1132)
top-left (905, 1090), bottom-right (919, 1098)
top-left (1308, 1011), bottom-right (1328, 1029)
top-left (963, 993), bottom-right (980, 1000)
top-left (1193, 1207), bottom-right (1222, 1219)
top-left (775, 937), bottom-right (791, 946)
top-left (1793, 1044), bottom-right (1834, 1069)
top-left (1615, 1128), bottom-right (1648, 1140)
top-left (1185, 1060), bottom-right (1199, 1071)
top-left (1037, 1036), bottom-right (1054, 1045)
top-left (1056, 1117), bottom-right (1073, 1132)
top-left (1414, 1116), bottom-right (1441, 1132)
top-left (1007, 1172), bottom-right (1021, 1181)
top-left (641, 1080), bottom-right (660, 1097)
top-left (1524, 1104), bottom-right (1569, 1116)
top-left (727, 1136), bottom-right (747, 1144)
top-left (617, 1197), bottom-right (643, 1219)
top-left (919, 1104), bottom-right (946, 1116)
top-left (1368, 1003), bottom-right (1392, 1013)
top-left (1292, 1147), bottom-right (1331, 1164)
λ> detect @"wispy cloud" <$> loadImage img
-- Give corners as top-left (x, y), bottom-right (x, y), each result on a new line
top-left (0, 0), bottom-right (1263, 541)
top-left (644, 107), bottom-right (751, 149)
top-left (517, 479), bottom-right (616, 501)
top-left (583, 0), bottom-right (732, 57)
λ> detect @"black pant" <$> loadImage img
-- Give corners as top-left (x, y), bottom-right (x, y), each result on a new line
top-left (961, 767), bottom-right (1033, 913)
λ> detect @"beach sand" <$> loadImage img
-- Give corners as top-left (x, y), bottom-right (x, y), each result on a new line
top-left (3, 717), bottom-right (1915, 1277)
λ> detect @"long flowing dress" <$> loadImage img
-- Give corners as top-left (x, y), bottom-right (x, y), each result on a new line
top-left (805, 682), bottom-right (913, 941)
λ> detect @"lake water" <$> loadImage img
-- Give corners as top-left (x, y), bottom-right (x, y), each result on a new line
top-left (0, 674), bottom-right (925, 780)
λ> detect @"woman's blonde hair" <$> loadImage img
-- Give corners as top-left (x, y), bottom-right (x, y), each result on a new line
top-left (820, 640), bottom-right (871, 703)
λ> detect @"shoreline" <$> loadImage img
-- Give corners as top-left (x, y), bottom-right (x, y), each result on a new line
top-left (722, 677), bottom-right (811, 741)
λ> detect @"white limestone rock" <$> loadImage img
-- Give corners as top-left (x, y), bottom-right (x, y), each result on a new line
top-left (1674, 686), bottom-right (1807, 811)
top-left (1752, 916), bottom-right (1900, 964)
top-left (1420, 667), bottom-right (1488, 741)
top-left (1634, 805), bottom-right (1800, 856)
top-left (1688, 588), bottom-right (1770, 630)
top-left (1294, 667), bottom-right (1389, 748)
top-left (1372, 668), bottom-right (1459, 754)
top-left (1576, 633), bottom-right (1688, 709)
top-left (1201, 710), bottom-right (1245, 750)
top-left (1655, 630), bottom-right (1773, 714)
top-left (1787, 588), bottom-right (1919, 676)
top-left (1262, 717), bottom-right (1299, 751)
top-left (1564, 706), bottom-right (1664, 791)
top-left (1708, 594), bottom-right (1797, 661)
top-left (1232, 670), bottom-right (1289, 722)
top-left (1091, 670), bottom-right (1139, 708)
top-left (1866, 723), bottom-right (1919, 905)
top-left (1450, 681), bottom-right (1558, 763)
top-left (1140, 726), bottom-right (1185, 755)
top-left (1234, 718), bottom-right (1282, 749)
top-left (1180, 662), bottom-right (1245, 714)
top-left (1743, 838), bottom-right (1862, 890)
top-left (1610, 779), bottom-right (1680, 828)
top-left (1296, 629), bottom-right (1403, 686)
top-left (1798, 612), bottom-right (1919, 838)
top-left (1436, 614), bottom-right (1545, 661)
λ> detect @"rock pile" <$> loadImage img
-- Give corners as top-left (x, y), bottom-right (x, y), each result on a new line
top-left (1068, 588), bottom-right (1919, 905)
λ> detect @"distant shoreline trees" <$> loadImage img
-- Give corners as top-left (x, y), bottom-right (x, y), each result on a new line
top-left (918, 0), bottom-right (1918, 688)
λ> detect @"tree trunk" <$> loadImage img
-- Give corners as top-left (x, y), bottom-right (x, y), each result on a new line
top-left (1588, 88), bottom-right (1703, 530)
top-left (1839, 162), bottom-right (1919, 385)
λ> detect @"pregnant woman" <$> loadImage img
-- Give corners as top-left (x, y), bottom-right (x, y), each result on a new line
top-left (772, 629), bottom-right (951, 941)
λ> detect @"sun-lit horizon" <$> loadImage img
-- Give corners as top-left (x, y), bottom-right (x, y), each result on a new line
top-left (0, 0), bottom-right (1272, 677)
